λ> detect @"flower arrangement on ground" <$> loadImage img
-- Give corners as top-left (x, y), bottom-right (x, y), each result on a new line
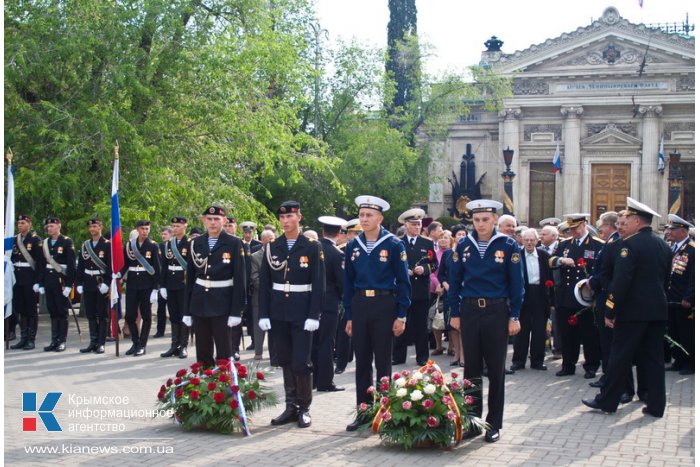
top-left (156, 358), bottom-right (276, 434)
top-left (357, 361), bottom-right (487, 449)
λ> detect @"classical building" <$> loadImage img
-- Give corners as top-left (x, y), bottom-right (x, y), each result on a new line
top-left (429, 6), bottom-right (695, 228)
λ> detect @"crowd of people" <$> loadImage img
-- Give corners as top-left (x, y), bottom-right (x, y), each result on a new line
top-left (6, 195), bottom-right (694, 441)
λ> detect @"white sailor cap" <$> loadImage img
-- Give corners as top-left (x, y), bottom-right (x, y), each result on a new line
top-left (355, 195), bottom-right (390, 213)
top-left (539, 217), bottom-right (561, 227)
top-left (557, 221), bottom-right (570, 233)
top-left (665, 214), bottom-right (694, 229)
top-left (515, 226), bottom-right (528, 234)
top-left (586, 224), bottom-right (598, 237)
top-left (466, 199), bottom-right (503, 214)
top-left (398, 208), bottom-right (426, 225)
top-left (624, 197), bottom-right (660, 220)
top-left (345, 218), bottom-right (362, 232)
top-left (563, 213), bottom-right (590, 227)
top-left (240, 221), bottom-right (257, 230)
top-left (318, 216), bottom-right (347, 228)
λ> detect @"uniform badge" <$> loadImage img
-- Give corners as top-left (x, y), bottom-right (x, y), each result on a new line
top-left (511, 252), bottom-right (520, 263)
top-left (145, 251), bottom-right (151, 259)
top-left (494, 250), bottom-right (504, 263)
top-left (400, 251), bottom-right (407, 262)
top-left (320, 251), bottom-right (325, 261)
top-left (57, 246), bottom-right (64, 254)
top-left (27, 243), bottom-right (32, 250)
top-left (299, 256), bottom-right (309, 268)
top-left (182, 248), bottom-right (188, 255)
top-left (563, 249), bottom-right (569, 257)
top-left (620, 248), bottom-right (628, 258)
top-left (98, 251), bottom-right (104, 258)
top-left (583, 250), bottom-right (595, 259)
top-left (453, 251), bottom-right (458, 262)
top-left (222, 252), bottom-right (231, 264)
top-left (379, 249), bottom-right (389, 262)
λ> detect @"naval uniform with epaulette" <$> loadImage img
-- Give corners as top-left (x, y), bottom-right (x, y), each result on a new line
top-left (10, 229), bottom-right (43, 349)
top-left (77, 237), bottom-right (112, 350)
top-left (667, 237), bottom-right (695, 372)
top-left (39, 235), bottom-right (76, 350)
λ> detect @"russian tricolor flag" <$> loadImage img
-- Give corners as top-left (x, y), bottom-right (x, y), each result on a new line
top-left (4, 159), bottom-right (15, 319)
top-left (110, 152), bottom-right (124, 310)
top-left (552, 143), bottom-right (562, 173)
top-left (657, 134), bottom-right (665, 172)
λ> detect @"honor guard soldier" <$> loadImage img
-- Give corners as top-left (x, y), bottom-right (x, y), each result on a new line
top-left (447, 200), bottom-right (524, 443)
top-left (259, 201), bottom-right (325, 429)
top-left (183, 206), bottom-right (246, 368)
top-left (10, 215), bottom-right (43, 350)
top-left (344, 196), bottom-right (411, 432)
top-left (76, 218), bottom-right (112, 354)
top-left (118, 220), bottom-right (161, 356)
top-left (39, 217), bottom-right (76, 352)
top-left (224, 217), bottom-right (238, 236)
top-left (548, 213), bottom-right (603, 378)
top-left (154, 227), bottom-right (173, 338)
top-left (393, 208), bottom-right (437, 366)
top-left (312, 215), bottom-right (346, 392)
top-left (160, 217), bottom-right (190, 359)
top-left (583, 198), bottom-right (672, 417)
top-left (665, 214), bottom-right (695, 374)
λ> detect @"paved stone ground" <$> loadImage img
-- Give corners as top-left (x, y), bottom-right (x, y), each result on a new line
top-left (3, 318), bottom-right (695, 466)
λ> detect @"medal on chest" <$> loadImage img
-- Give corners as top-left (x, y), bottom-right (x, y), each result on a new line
top-left (462, 246), bottom-right (470, 262)
top-left (494, 250), bottom-right (504, 263)
top-left (27, 243), bottom-right (32, 251)
top-left (379, 249), bottom-right (389, 262)
top-left (583, 250), bottom-right (595, 260)
top-left (145, 251), bottom-right (152, 259)
top-left (299, 256), bottom-right (309, 268)
top-left (351, 247), bottom-right (360, 262)
top-left (222, 252), bottom-right (231, 264)
top-left (57, 246), bottom-right (64, 254)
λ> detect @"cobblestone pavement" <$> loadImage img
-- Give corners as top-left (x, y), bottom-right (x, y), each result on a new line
top-left (3, 319), bottom-right (695, 466)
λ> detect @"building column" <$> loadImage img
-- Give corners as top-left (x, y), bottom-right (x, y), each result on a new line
top-left (639, 105), bottom-right (663, 223)
top-left (498, 107), bottom-right (521, 216)
top-left (560, 105), bottom-right (584, 214)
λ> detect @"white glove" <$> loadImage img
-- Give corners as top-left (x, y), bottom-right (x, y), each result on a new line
top-left (33, 284), bottom-right (40, 293)
top-left (150, 290), bottom-right (158, 303)
top-left (304, 319), bottom-right (320, 332)
top-left (159, 288), bottom-right (168, 300)
top-left (62, 287), bottom-right (72, 297)
top-left (39, 287), bottom-right (45, 295)
top-left (182, 316), bottom-right (193, 327)
top-left (76, 285), bottom-right (84, 295)
top-left (227, 316), bottom-right (242, 327)
top-left (258, 318), bottom-right (271, 331)
top-left (98, 283), bottom-right (109, 295)
top-left (112, 272), bottom-right (121, 280)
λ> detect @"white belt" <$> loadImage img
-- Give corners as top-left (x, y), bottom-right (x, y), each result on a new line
top-left (47, 264), bottom-right (67, 270)
top-left (129, 266), bottom-right (146, 272)
top-left (85, 269), bottom-right (103, 276)
top-left (272, 283), bottom-right (312, 293)
top-left (168, 265), bottom-right (184, 271)
top-left (14, 262), bottom-right (31, 268)
top-left (196, 278), bottom-right (234, 288)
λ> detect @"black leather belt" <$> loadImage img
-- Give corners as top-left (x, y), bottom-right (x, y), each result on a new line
top-left (357, 289), bottom-right (393, 297)
top-left (466, 298), bottom-right (507, 308)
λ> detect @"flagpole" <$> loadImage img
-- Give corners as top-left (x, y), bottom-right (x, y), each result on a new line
top-left (5, 148), bottom-right (14, 349)
top-left (111, 142), bottom-right (121, 357)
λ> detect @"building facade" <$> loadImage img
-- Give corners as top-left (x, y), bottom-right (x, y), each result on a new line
top-left (429, 6), bottom-right (695, 227)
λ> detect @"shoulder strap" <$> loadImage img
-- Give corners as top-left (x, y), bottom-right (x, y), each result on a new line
top-left (130, 238), bottom-right (155, 275)
top-left (84, 240), bottom-right (108, 273)
top-left (170, 237), bottom-right (188, 269)
top-left (43, 239), bottom-right (65, 274)
top-left (16, 234), bottom-right (36, 270)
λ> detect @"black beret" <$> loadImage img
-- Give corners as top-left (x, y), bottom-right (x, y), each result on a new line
top-left (277, 200), bottom-right (300, 215)
top-left (135, 220), bottom-right (151, 228)
top-left (203, 205), bottom-right (226, 217)
top-left (44, 216), bottom-right (60, 225)
top-left (87, 218), bottom-right (102, 226)
top-left (17, 215), bottom-right (31, 222)
top-left (171, 216), bottom-right (187, 224)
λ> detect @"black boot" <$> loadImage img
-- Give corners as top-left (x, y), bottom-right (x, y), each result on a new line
top-left (81, 319), bottom-right (98, 353)
top-left (138, 318), bottom-right (152, 352)
top-left (271, 367), bottom-right (298, 426)
top-left (10, 315), bottom-right (28, 349)
top-left (296, 373), bottom-right (313, 428)
top-left (44, 319), bottom-right (59, 351)
top-left (97, 318), bottom-right (107, 348)
top-left (55, 319), bottom-right (68, 352)
top-left (23, 315), bottom-right (37, 350)
top-left (161, 323), bottom-right (180, 357)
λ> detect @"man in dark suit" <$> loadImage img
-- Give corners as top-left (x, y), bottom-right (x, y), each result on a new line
top-left (548, 214), bottom-right (604, 378)
top-left (511, 228), bottom-right (552, 371)
top-left (392, 208), bottom-right (436, 366)
top-left (583, 198), bottom-right (672, 417)
top-left (259, 201), bottom-right (325, 429)
top-left (183, 206), bottom-right (246, 368)
top-left (312, 216), bottom-right (346, 392)
top-left (10, 215), bottom-right (43, 350)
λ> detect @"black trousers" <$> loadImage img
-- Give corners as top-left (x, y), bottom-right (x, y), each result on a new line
top-left (83, 290), bottom-right (109, 345)
top-left (156, 294), bottom-right (167, 335)
top-left (193, 314), bottom-right (231, 368)
top-left (668, 303), bottom-right (694, 370)
top-left (596, 321), bottom-right (666, 415)
top-left (335, 311), bottom-right (353, 370)
top-left (351, 294), bottom-right (395, 406)
top-left (125, 288), bottom-right (151, 348)
top-left (167, 288), bottom-right (188, 348)
top-left (392, 298), bottom-right (429, 364)
top-left (461, 300), bottom-right (508, 431)
top-left (312, 311), bottom-right (339, 389)
top-left (556, 306), bottom-right (601, 373)
top-left (271, 319), bottom-right (313, 375)
top-left (13, 283), bottom-right (37, 318)
top-left (595, 307), bottom-right (634, 393)
top-left (513, 285), bottom-right (548, 367)
top-left (45, 287), bottom-right (69, 319)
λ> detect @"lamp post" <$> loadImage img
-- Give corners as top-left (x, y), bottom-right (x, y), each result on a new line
top-left (667, 149), bottom-right (683, 215)
top-left (501, 147), bottom-right (516, 215)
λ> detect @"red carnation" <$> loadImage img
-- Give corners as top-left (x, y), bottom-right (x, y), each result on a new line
top-left (204, 369), bottom-right (213, 376)
top-left (174, 377), bottom-right (182, 385)
top-left (428, 250), bottom-right (434, 261)
top-left (231, 385), bottom-right (240, 394)
top-left (577, 258), bottom-right (587, 267)
top-left (157, 391), bottom-right (165, 400)
top-left (190, 363), bottom-right (201, 373)
top-left (256, 371), bottom-right (265, 380)
top-left (545, 280), bottom-right (554, 288)
top-left (465, 395), bottom-right (474, 406)
top-left (247, 390), bottom-right (257, 400)
top-left (379, 383), bottom-right (390, 392)
top-left (568, 315), bottom-right (578, 326)
top-left (160, 385), bottom-right (166, 392)
top-left (218, 373), bottom-right (229, 383)
top-left (230, 399), bottom-right (239, 410)
top-left (427, 416), bottom-right (438, 428)
top-left (207, 382), bottom-right (217, 391)
top-left (190, 377), bottom-right (201, 386)
top-left (166, 378), bottom-right (173, 387)
top-left (213, 392), bottom-right (226, 404)
top-left (190, 390), bottom-right (200, 400)
top-left (175, 388), bottom-right (184, 398)
top-left (422, 399), bottom-right (435, 409)
top-left (238, 366), bottom-right (248, 378)
top-left (216, 358), bottom-right (228, 366)
top-left (176, 369), bottom-right (187, 378)
top-left (392, 373), bottom-right (401, 380)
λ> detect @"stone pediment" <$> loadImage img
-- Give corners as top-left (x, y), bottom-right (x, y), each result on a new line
top-left (581, 123), bottom-right (641, 145)
top-left (493, 7), bottom-right (694, 74)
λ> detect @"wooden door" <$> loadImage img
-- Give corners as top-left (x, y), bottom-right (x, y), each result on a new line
top-left (591, 164), bottom-right (630, 223)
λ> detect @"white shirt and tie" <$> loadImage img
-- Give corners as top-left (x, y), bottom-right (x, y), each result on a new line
top-left (406, 236), bottom-right (417, 247)
top-left (673, 237), bottom-right (689, 254)
top-left (524, 249), bottom-right (540, 285)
